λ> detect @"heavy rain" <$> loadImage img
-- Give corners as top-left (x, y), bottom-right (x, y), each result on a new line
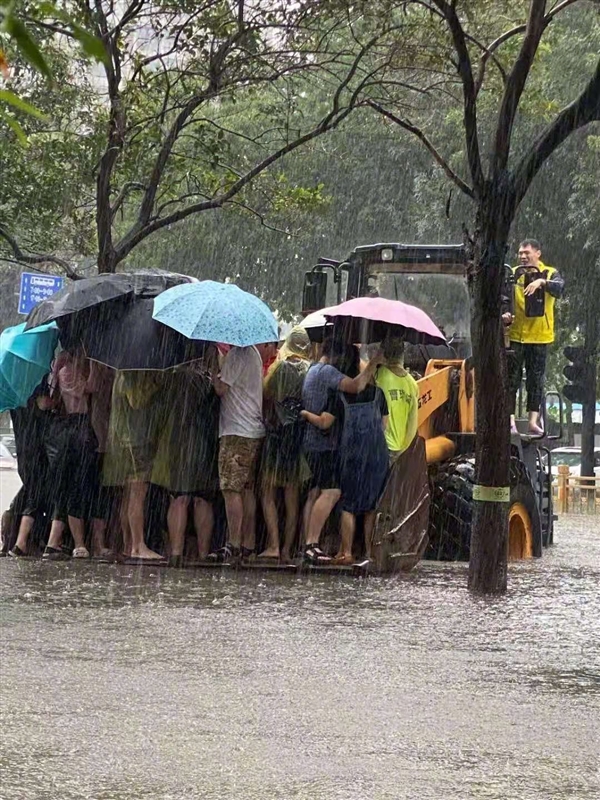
top-left (1, 2), bottom-right (599, 799)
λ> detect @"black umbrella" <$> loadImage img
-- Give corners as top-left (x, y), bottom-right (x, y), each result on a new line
top-left (25, 270), bottom-right (196, 331)
top-left (81, 298), bottom-right (207, 371)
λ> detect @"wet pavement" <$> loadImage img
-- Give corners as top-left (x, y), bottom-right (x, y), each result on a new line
top-left (0, 513), bottom-right (599, 800)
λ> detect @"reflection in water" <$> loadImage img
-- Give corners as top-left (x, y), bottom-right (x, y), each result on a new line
top-left (1, 516), bottom-right (599, 800)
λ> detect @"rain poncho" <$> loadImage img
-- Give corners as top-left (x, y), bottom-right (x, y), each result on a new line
top-left (151, 364), bottom-right (220, 496)
top-left (260, 327), bottom-right (311, 488)
top-left (103, 371), bottom-right (166, 485)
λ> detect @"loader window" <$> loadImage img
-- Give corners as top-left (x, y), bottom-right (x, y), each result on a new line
top-left (368, 272), bottom-right (471, 346)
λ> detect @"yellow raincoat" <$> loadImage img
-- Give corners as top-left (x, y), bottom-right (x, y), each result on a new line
top-left (508, 261), bottom-right (563, 345)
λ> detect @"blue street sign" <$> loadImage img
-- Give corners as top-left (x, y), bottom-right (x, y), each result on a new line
top-left (18, 272), bottom-right (65, 315)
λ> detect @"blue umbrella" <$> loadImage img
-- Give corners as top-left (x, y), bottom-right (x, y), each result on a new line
top-left (0, 322), bottom-right (59, 412)
top-left (152, 281), bottom-right (278, 346)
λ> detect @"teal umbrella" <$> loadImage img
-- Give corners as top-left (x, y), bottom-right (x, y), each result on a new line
top-left (0, 322), bottom-right (59, 412)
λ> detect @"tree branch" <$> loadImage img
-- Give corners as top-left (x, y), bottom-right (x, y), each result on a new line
top-left (432, 0), bottom-right (484, 195)
top-left (367, 100), bottom-right (475, 198)
top-left (511, 55), bottom-right (600, 208)
top-left (0, 224), bottom-right (79, 279)
top-left (492, 0), bottom-right (548, 177)
top-left (110, 181), bottom-right (147, 220)
top-left (115, 104), bottom-right (357, 261)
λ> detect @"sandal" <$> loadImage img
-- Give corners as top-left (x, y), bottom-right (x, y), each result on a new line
top-left (92, 549), bottom-right (114, 563)
top-left (206, 544), bottom-right (240, 563)
top-left (303, 545), bottom-right (332, 565)
top-left (43, 546), bottom-right (70, 561)
top-left (331, 554), bottom-right (354, 566)
top-left (8, 546), bottom-right (26, 558)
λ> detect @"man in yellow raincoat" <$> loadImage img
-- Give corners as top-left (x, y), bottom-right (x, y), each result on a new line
top-left (504, 239), bottom-right (565, 435)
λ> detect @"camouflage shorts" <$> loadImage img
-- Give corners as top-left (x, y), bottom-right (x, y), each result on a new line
top-left (218, 435), bottom-right (263, 493)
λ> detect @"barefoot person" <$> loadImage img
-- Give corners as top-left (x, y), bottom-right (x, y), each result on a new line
top-left (211, 344), bottom-right (270, 561)
top-left (152, 351), bottom-right (220, 565)
top-left (300, 338), bottom-right (383, 565)
top-left (103, 370), bottom-right (165, 561)
top-left (259, 327), bottom-right (312, 562)
top-left (505, 239), bottom-right (564, 435)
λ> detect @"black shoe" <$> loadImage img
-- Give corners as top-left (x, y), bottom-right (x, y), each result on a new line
top-left (303, 545), bottom-right (332, 565)
top-left (206, 544), bottom-right (240, 564)
top-left (42, 546), bottom-right (70, 561)
top-left (8, 546), bottom-right (26, 558)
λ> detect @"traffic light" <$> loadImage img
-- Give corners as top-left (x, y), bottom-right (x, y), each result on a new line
top-left (562, 346), bottom-right (594, 405)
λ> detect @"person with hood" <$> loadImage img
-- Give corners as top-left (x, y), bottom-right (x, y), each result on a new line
top-left (258, 326), bottom-right (312, 562)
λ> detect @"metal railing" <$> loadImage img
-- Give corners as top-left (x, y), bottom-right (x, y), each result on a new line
top-left (552, 465), bottom-right (600, 514)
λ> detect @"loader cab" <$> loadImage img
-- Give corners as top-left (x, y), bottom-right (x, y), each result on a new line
top-left (302, 243), bottom-right (472, 361)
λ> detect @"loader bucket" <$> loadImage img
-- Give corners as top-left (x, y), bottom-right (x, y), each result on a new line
top-left (371, 435), bottom-right (430, 572)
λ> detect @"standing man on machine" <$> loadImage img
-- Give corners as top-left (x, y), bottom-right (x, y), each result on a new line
top-left (504, 239), bottom-right (565, 435)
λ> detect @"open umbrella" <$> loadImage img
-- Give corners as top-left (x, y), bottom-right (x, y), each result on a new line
top-left (0, 322), bottom-right (58, 412)
top-left (324, 296), bottom-right (446, 345)
top-left (152, 281), bottom-right (278, 346)
top-left (82, 298), bottom-right (206, 370)
top-left (301, 307), bottom-right (336, 342)
top-left (25, 270), bottom-right (197, 331)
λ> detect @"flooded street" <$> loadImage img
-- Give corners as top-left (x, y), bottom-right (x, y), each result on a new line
top-left (0, 512), bottom-right (599, 800)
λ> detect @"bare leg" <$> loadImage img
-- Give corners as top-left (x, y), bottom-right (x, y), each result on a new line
top-left (91, 518), bottom-right (109, 555)
top-left (302, 488), bottom-right (320, 545)
top-left (167, 495), bottom-right (189, 558)
top-left (259, 486), bottom-right (280, 558)
top-left (67, 516), bottom-right (87, 552)
top-left (193, 498), bottom-right (214, 559)
top-left (223, 490), bottom-right (244, 549)
top-left (242, 488), bottom-right (257, 552)
top-left (120, 487), bottom-right (131, 557)
top-left (128, 480), bottom-right (162, 559)
top-left (14, 515), bottom-right (35, 552)
top-left (281, 485), bottom-right (299, 561)
top-left (528, 410), bottom-right (543, 435)
top-left (306, 488), bottom-right (341, 547)
top-left (363, 511), bottom-right (377, 559)
top-left (46, 519), bottom-right (65, 550)
top-left (336, 511), bottom-right (355, 561)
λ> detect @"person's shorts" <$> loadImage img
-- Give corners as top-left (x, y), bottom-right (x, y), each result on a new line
top-left (218, 436), bottom-right (263, 493)
top-left (305, 450), bottom-right (341, 491)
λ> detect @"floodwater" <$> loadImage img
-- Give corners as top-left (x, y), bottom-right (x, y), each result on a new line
top-left (0, 508), bottom-right (599, 800)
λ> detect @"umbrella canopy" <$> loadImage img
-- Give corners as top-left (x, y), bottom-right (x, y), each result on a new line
top-left (82, 298), bottom-right (207, 371)
top-left (324, 296), bottom-right (446, 345)
top-left (153, 281), bottom-right (278, 347)
top-left (301, 308), bottom-right (336, 342)
top-left (0, 322), bottom-right (58, 412)
top-left (25, 270), bottom-right (197, 331)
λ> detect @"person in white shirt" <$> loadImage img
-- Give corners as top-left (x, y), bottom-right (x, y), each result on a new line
top-left (211, 344), bottom-right (271, 560)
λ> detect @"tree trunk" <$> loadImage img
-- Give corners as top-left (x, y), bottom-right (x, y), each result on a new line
top-left (467, 201), bottom-right (512, 595)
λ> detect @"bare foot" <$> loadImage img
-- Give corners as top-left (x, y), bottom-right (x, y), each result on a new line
top-left (130, 545), bottom-right (165, 560)
top-left (332, 553), bottom-right (353, 565)
top-left (257, 548), bottom-right (280, 559)
top-left (280, 550), bottom-right (291, 563)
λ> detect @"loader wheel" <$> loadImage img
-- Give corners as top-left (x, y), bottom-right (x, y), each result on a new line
top-left (426, 456), bottom-right (475, 561)
top-left (508, 458), bottom-right (543, 559)
top-left (427, 454), bottom-right (542, 562)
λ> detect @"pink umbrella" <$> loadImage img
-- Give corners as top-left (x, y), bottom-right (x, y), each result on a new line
top-left (324, 296), bottom-right (446, 345)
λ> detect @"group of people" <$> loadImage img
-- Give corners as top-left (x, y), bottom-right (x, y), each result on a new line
top-left (1, 326), bottom-right (419, 567)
